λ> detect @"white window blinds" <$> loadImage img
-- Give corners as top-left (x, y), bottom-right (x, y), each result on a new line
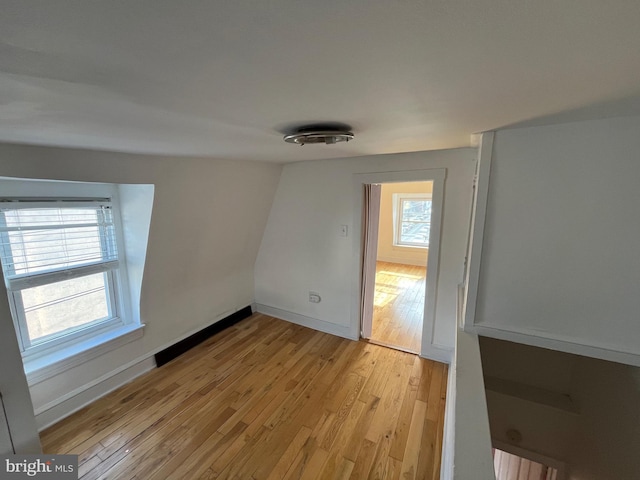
top-left (0, 200), bottom-right (119, 291)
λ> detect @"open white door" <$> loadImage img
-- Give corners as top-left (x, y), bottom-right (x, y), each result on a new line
top-left (360, 183), bottom-right (381, 339)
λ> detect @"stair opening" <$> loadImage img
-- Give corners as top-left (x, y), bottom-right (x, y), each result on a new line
top-left (493, 448), bottom-right (559, 480)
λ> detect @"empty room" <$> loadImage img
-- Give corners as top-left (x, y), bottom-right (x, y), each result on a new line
top-left (1, 2), bottom-right (640, 480)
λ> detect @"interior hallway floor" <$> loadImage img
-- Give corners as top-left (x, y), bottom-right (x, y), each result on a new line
top-left (41, 313), bottom-right (446, 480)
top-left (370, 261), bottom-right (426, 354)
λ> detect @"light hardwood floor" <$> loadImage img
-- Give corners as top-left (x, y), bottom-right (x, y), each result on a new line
top-left (371, 262), bottom-right (426, 353)
top-left (41, 314), bottom-right (447, 480)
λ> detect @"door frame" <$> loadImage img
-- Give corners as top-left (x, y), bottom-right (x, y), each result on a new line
top-left (351, 169), bottom-right (447, 361)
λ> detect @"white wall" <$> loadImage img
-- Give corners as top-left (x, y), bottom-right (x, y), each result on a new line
top-left (254, 148), bottom-right (475, 352)
top-left (376, 181), bottom-right (432, 266)
top-left (0, 143), bottom-right (282, 427)
top-left (118, 183), bottom-right (155, 326)
top-left (468, 116), bottom-right (640, 365)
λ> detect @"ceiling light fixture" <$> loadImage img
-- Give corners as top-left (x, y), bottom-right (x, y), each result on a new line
top-left (283, 127), bottom-right (354, 146)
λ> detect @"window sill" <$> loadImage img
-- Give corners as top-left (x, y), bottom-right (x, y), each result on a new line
top-left (393, 244), bottom-right (429, 250)
top-left (24, 323), bottom-right (145, 386)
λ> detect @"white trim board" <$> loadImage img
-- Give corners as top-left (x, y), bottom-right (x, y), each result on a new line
top-left (440, 362), bottom-right (456, 480)
top-left (255, 304), bottom-right (357, 341)
top-left (420, 343), bottom-right (453, 365)
top-left (470, 323), bottom-right (640, 367)
top-left (463, 132), bottom-right (493, 331)
top-left (451, 328), bottom-right (496, 480)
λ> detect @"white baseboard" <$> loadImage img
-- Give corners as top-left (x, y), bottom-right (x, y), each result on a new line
top-left (467, 323), bottom-right (640, 367)
top-left (440, 363), bottom-right (457, 480)
top-left (35, 356), bottom-right (156, 431)
top-left (421, 343), bottom-right (453, 364)
top-left (255, 304), bottom-right (358, 341)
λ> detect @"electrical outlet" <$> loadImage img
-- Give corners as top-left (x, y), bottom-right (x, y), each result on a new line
top-left (309, 292), bottom-right (321, 303)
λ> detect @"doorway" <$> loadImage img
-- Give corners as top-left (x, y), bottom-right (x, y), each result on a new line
top-left (354, 170), bottom-right (445, 359)
top-left (368, 181), bottom-right (432, 353)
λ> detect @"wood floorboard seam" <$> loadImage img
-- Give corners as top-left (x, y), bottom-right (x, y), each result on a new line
top-left (41, 313), bottom-right (447, 480)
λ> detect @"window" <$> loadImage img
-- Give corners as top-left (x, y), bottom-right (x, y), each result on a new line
top-left (0, 198), bottom-right (129, 357)
top-left (393, 193), bottom-right (432, 247)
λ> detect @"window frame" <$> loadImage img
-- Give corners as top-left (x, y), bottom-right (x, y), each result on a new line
top-left (0, 194), bottom-right (133, 361)
top-left (392, 192), bottom-right (433, 248)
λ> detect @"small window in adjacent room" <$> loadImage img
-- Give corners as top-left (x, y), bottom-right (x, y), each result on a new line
top-left (393, 193), bottom-right (432, 247)
top-left (0, 197), bottom-right (131, 358)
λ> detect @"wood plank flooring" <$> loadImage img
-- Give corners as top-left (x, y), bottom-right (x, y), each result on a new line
top-left (371, 262), bottom-right (426, 353)
top-left (41, 313), bottom-right (447, 480)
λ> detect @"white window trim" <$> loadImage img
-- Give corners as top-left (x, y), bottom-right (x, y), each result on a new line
top-left (0, 177), bottom-right (142, 385)
top-left (6, 270), bottom-right (124, 361)
top-left (392, 192), bottom-right (433, 249)
top-left (24, 323), bottom-right (144, 385)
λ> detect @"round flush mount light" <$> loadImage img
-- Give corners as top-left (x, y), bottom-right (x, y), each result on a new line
top-left (283, 127), bottom-right (354, 146)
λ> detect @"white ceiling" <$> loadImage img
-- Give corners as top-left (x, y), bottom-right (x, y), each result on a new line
top-left (2, 1), bottom-right (640, 163)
